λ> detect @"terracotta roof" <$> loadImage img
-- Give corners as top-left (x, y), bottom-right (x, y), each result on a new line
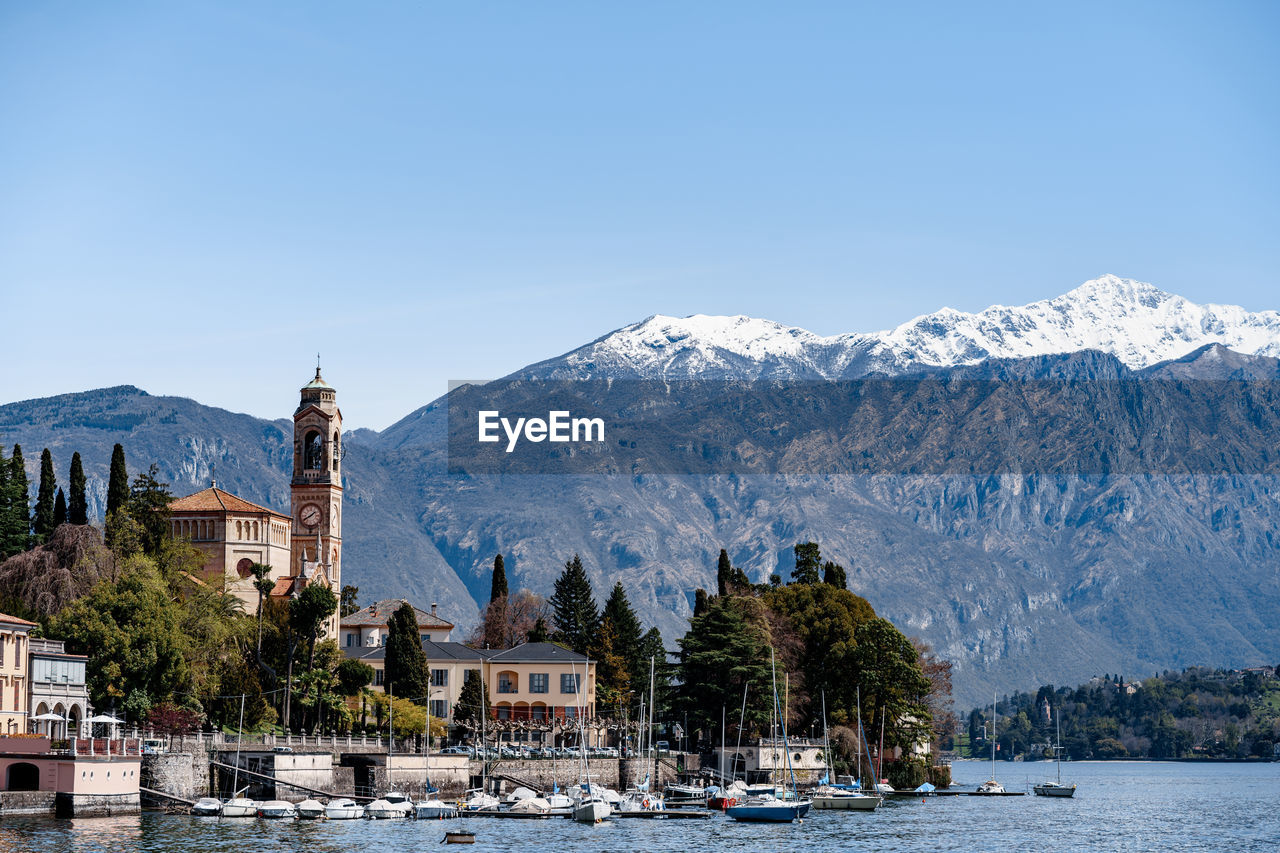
top-left (0, 611), bottom-right (38, 628)
top-left (170, 486), bottom-right (287, 518)
top-left (340, 598), bottom-right (454, 629)
top-left (270, 577), bottom-right (299, 597)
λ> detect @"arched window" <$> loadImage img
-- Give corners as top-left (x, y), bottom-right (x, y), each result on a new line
top-left (252, 521), bottom-right (259, 540)
top-left (305, 431), bottom-right (323, 470)
top-left (333, 431), bottom-right (341, 469)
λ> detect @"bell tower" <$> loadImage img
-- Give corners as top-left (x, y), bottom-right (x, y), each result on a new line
top-left (290, 363), bottom-right (343, 601)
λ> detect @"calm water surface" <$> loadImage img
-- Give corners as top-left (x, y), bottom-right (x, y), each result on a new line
top-left (2, 761), bottom-right (1277, 852)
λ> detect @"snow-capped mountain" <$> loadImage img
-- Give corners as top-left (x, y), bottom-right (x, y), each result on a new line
top-left (533, 275), bottom-right (1280, 380)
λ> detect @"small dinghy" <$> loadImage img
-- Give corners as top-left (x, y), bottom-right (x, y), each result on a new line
top-left (295, 798), bottom-right (325, 819)
top-left (190, 797), bottom-right (223, 816)
top-left (444, 830), bottom-right (475, 844)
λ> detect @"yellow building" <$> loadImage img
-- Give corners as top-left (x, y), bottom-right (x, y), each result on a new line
top-left (345, 640), bottom-right (596, 725)
top-left (0, 612), bottom-right (36, 735)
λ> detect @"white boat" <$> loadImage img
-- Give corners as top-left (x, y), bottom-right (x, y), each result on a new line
top-left (256, 800), bottom-right (297, 819)
top-left (663, 782), bottom-right (705, 804)
top-left (324, 798), bottom-right (365, 819)
top-left (811, 787), bottom-right (882, 810)
top-left (508, 797), bottom-right (552, 814)
top-left (415, 797), bottom-right (460, 819)
top-left (544, 792), bottom-right (574, 815)
top-left (220, 797), bottom-right (257, 818)
top-left (190, 797), bottom-right (223, 816)
top-left (462, 789), bottom-right (501, 811)
top-left (1034, 717), bottom-right (1076, 798)
top-left (572, 796), bottom-right (611, 823)
top-left (617, 790), bottom-right (665, 813)
top-left (366, 792), bottom-right (414, 818)
top-left (295, 798), bottom-right (324, 819)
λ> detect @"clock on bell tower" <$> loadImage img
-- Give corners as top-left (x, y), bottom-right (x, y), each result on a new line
top-left (290, 364), bottom-right (343, 599)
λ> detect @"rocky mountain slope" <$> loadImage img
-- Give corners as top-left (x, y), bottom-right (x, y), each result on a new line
top-left (4, 276), bottom-right (1279, 706)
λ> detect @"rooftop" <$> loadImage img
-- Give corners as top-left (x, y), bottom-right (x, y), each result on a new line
top-left (341, 599), bottom-right (454, 630)
top-left (170, 486), bottom-right (288, 518)
top-left (0, 611), bottom-right (38, 628)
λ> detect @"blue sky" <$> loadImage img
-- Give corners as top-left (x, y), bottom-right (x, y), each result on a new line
top-left (3, 1), bottom-right (1277, 429)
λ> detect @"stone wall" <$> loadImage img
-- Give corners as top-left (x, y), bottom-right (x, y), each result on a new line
top-left (55, 791), bottom-right (140, 817)
top-left (142, 753), bottom-right (206, 801)
top-left (0, 791), bottom-right (56, 817)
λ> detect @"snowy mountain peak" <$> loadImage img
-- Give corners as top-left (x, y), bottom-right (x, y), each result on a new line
top-left (544, 276), bottom-right (1280, 381)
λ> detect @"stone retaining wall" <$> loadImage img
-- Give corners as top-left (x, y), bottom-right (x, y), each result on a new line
top-left (0, 790), bottom-right (56, 817)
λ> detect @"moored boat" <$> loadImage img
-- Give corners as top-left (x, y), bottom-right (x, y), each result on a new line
top-left (324, 797), bottom-right (364, 819)
top-left (366, 792), bottom-right (413, 818)
top-left (572, 796), bottom-right (611, 823)
top-left (1033, 717), bottom-right (1076, 798)
top-left (295, 798), bottom-right (324, 819)
top-left (220, 797), bottom-right (257, 818)
top-left (415, 797), bottom-right (460, 819)
top-left (190, 797), bottom-right (223, 816)
top-left (256, 800), bottom-right (297, 819)
top-left (726, 795), bottom-right (811, 822)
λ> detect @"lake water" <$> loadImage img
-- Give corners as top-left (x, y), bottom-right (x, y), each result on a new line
top-left (2, 761), bottom-right (1277, 852)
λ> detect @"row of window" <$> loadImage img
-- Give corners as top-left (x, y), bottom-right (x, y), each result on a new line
top-left (372, 668), bottom-right (580, 695)
top-left (498, 672), bottom-right (579, 694)
top-left (0, 634), bottom-right (24, 669)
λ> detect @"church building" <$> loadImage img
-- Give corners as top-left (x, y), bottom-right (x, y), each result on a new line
top-left (170, 367), bottom-right (344, 634)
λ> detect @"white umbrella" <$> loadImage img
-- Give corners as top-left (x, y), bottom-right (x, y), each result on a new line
top-left (32, 713), bottom-right (68, 721)
top-left (86, 714), bottom-right (124, 724)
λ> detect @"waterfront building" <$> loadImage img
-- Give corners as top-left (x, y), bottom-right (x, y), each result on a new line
top-left (0, 612), bottom-right (35, 735)
top-left (344, 639), bottom-right (596, 726)
top-left (169, 367), bottom-right (344, 628)
top-left (27, 638), bottom-right (91, 739)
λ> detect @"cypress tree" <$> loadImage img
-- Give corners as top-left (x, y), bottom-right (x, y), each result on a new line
top-left (601, 581), bottom-right (643, 681)
top-left (489, 553), bottom-right (508, 602)
top-left (527, 616), bottom-right (550, 643)
top-left (716, 549), bottom-right (732, 596)
top-left (68, 452), bottom-right (88, 525)
top-left (54, 488), bottom-right (67, 526)
top-left (106, 443), bottom-right (128, 518)
top-left (0, 446), bottom-right (10, 558)
top-left (383, 602), bottom-right (430, 702)
top-left (549, 554), bottom-right (598, 656)
top-left (33, 448), bottom-right (57, 540)
top-left (457, 669), bottom-right (490, 725)
top-left (3, 445), bottom-right (32, 556)
top-left (693, 588), bottom-right (709, 616)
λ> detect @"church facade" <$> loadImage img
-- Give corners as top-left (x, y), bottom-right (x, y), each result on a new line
top-left (170, 367), bottom-right (344, 632)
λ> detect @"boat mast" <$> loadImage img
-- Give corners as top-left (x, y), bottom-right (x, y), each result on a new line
top-left (232, 692), bottom-right (244, 797)
top-left (648, 655), bottom-right (656, 790)
top-left (991, 692), bottom-right (997, 782)
top-left (733, 683), bottom-right (748, 783)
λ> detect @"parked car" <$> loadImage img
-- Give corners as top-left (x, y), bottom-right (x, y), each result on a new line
top-left (655, 740), bottom-right (670, 754)
top-left (142, 738), bottom-right (166, 755)
top-left (440, 746), bottom-right (470, 755)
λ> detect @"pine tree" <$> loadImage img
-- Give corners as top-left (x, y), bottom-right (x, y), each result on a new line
top-left (549, 554), bottom-right (598, 656)
top-left (54, 488), bottom-right (67, 526)
top-left (822, 560), bottom-right (847, 589)
top-left (33, 448), bottom-right (57, 540)
top-left (106, 443), bottom-right (128, 518)
top-left (601, 581), bottom-right (643, 682)
top-left (68, 452), bottom-right (88, 525)
top-left (592, 616), bottom-right (630, 700)
top-left (489, 554), bottom-right (508, 602)
top-left (792, 541), bottom-right (822, 584)
top-left (716, 549), bottom-right (732, 596)
top-left (383, 601), bottom-right (430, 703)
top-left (457, 669), bottom-right (490, 725)
top-left (3, 445), bottom-right (32, 556)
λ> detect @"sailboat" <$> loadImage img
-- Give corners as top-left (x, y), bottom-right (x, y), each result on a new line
top-left (220, 695), bottom-right (257, 817)
top-left (974, 693), bottom-right (1007, 795)
top-left (571, 662), bottom-right (612, 824)
top-left (726, 649), bottom-right (811, 822)
top-left (811, 691), bottom-right (881, 811)
top-left (1033, 716), bottom-right (1076, 798)
top-left (367, 688), bottom-right (414, 818)
top-left (416, 699), bottom-right (460, 819)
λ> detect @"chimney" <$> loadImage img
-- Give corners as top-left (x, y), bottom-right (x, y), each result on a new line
top-left (431, 602), bottom-right (438, 618)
